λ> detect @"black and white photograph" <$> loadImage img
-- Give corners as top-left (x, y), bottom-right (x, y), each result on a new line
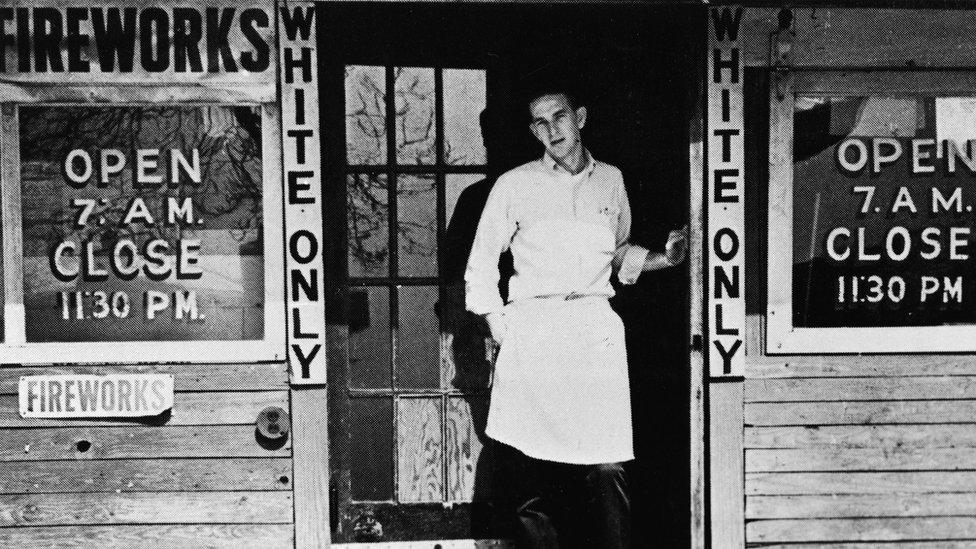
top-left (3, 1), bottom-right (976, 548)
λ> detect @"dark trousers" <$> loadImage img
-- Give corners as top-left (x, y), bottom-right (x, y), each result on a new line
top-left (514, 453), bottom-right (631, 549)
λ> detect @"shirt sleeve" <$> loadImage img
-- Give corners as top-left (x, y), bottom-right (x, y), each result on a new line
top-left (613, 176), bottom-right (649, 286)
top-left (465, 176), bottom-right (516, 315)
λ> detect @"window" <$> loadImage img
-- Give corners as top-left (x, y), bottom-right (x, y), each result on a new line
top-left (767, 71), bottom-right (976, 353)
top-left (343, 65), bottom-right (490, 503)
top-left (1, 104), bottom-right (284, 363)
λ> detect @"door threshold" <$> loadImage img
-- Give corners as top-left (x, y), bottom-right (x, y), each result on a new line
top-left (332, 541), bottom-right (513, 549)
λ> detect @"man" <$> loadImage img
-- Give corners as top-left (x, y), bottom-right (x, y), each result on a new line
top-left (464, 87), bottom-right (687, 548)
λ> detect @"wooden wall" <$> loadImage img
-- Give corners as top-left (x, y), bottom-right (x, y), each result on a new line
top-left (738, 7), bottom-right (976, 547)
top-left (744, 354), bottom-right (976, 545)
top-left (0, 363), bottom-right (294, 549)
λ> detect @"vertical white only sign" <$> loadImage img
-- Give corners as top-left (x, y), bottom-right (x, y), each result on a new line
top-left (280, 4), bottom-right (326, 384)
top-left (707, 6), bottom-right (745, 378)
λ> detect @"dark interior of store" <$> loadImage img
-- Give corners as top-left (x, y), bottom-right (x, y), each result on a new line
top-left (319, 3), bottom-right (699, 544)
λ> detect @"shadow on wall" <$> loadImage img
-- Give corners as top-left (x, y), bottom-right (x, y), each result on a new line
top-left (440, 107), bottom-right (516, 536)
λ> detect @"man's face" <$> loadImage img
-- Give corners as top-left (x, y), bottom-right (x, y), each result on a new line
top-left (528, 93), bottom-right (587, 163)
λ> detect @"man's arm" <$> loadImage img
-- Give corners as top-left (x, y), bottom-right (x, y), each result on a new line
top-left (464, 176), bottom-right (516, 323)
top-left (613, 177), bottom-right (688, 285)
top-left (464, 177), bottom-right (516, 343)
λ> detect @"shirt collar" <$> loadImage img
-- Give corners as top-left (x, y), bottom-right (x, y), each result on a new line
top-left (542, 149), bottom-right (597, 177)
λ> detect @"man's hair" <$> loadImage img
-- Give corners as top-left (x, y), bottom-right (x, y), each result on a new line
top-left (522, 81), bottom-right (584, 116)
top-left (526, 88), bottom-right (579, 110)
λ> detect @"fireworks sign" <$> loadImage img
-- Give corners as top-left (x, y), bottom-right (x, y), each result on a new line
top-left (19, 374), bottom-right (174, 418)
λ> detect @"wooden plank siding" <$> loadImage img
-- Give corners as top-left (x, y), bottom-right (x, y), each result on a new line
top-left (0, 492), bottom-right (293, 527)
top-left (0, 458), bottom-right (292, 493)
top-left (0, 391), bottom-right (288, 428)
top-left (0, 525), bottom-right (293, 549)
top-left (0, 362), bottom-right (294, 549)
top-left (742, 8), bottom-right (976, 69)
top-left (752, 544), bottom-right (976, 549)
top-left (746, 356), bottom-right (976, 379)
top-left (747, 472), bottom-right (976, 496)
top-left (0, 363), bottom-right (288, 393)
top-left (742, 360), bottom-right (976, 545)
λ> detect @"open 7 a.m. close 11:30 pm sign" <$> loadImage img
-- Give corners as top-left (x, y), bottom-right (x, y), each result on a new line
top-left (796, 131), bottom-right (976, 326)
top-left (20, 105), bottom-right (266, 343)
top-left (770, 91), bottom-right (976, 353)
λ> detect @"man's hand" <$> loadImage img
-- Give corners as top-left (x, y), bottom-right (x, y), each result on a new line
top-left (665, 225), bottom-right (689, 266)
top-left (639, 225), bottom-right (690, 273)
top-left (484, 311), bottom-right (507, 345)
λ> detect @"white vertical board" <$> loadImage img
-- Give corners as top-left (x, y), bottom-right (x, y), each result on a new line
top-left (707, 6), bottom-right (745, 378)
top-left (280, 3), bottom-right (326, 384)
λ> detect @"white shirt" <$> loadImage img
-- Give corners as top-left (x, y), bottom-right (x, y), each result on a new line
top-left (465, 153), bottom-right (647, 463)
top-left (465, 153), bottom-right (649, 315)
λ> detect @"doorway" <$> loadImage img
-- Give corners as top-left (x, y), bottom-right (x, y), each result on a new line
top-left (319, 3), bottom-right (699, 544)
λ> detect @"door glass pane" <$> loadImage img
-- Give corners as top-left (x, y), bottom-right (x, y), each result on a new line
top-left (446, 173), bottom-right (484, 228)
top-left (397, 174), bottom-right (437, 277)
top-left (349, 286), bottom-right (392, 389)
top-left (395, 285), bottom-right (440, 389)
top-left (345, 65), bottom-right (387, 165)
top-left (443, 173), bottom-right (487, 287)
top-left (397, 396), bottom-right (443, 503)
top-left (350, 397), bottom-right (394, 501)
top-left (395, 67), bottom-right (436, 165)
top-left (348, 174), bottom-right (389, 277)
top-left (444, 69), bottom-right (487, 165)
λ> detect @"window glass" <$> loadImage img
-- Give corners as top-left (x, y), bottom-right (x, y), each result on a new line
top-left (347, 174), bottom-right (389, 278)
top-left (444, 69), bottom-right (487, 165)
top-left (445, 173), bottom-right (484, 228)
top-left (395, 68), bottom-right (436, 165)
top-left (350, 397), bottom-right (394, 501)
top-left (346, 65), bottom-right (387, 165)
top-left (792, 95), bottom-right (976, 327)
top-left (349, 286), bottom-right (392, 389)
top-left (395, 285), bottom-right (440, 389)
top-left (397, 174), bottom-right (438, 277)
top-left (20, 106), bottom-right (264, 342)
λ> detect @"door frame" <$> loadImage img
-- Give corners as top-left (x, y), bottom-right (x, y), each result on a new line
top-left (297, 1), bottom-right (709, 547)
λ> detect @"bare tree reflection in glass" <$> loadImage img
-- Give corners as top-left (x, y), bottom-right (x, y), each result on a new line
top-left (347, 173), bottom-right (389, 277)
top-left (396, 67), bottom-right (436, 166)
top-left (346, 65), bottom-right (387, 166)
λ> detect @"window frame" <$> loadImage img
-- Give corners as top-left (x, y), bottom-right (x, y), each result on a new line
top-left (0, 97), bottom-right (285, 365)
top-left (767, 70), bottom-right (976, 354)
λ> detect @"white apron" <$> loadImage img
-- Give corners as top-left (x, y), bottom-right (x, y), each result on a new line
top-left (485, 295), bottom-right (633, 465)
